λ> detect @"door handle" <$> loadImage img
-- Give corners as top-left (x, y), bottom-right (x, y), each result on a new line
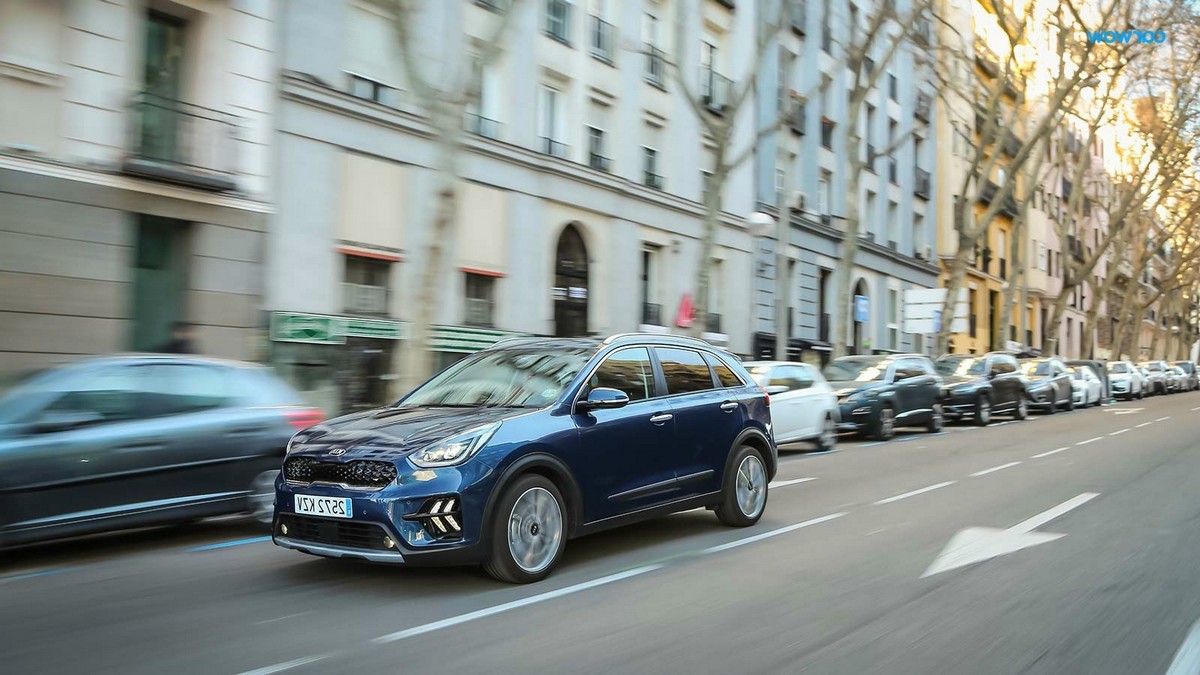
top-left (720, 401), bottom-right (738, 412)
top-left (116, 440), bottom-right (166, 453)
top-left (649, 413), bottom-right (673, 425)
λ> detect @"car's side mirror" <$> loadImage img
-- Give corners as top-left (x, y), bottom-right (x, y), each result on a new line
top-left (32, 411), bottom-right (104, 434)
top-left (578, 387), bottom-right (630, 412)
top-left (987, 370), bottom-right (998, 379)
top-left (892, 372), bottom-right (908, 382)
top-left (765, 384), bottom-right (790, 395)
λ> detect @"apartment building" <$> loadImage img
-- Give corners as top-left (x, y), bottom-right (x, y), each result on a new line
top-left (0, 0), bottom-right (274, 373)
top-left (269, 0), bottom-right (763, 413)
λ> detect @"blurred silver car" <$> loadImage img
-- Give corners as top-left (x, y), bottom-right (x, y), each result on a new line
top-left (1172, 361), bottom-right (1198, 391)
top-left (1138, 361), bottom-right (1169, 395)
top-left (1106, 361), bottom-right (1144, 400)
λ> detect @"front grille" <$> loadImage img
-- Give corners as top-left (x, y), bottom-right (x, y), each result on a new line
top-left (278, 514), bottom-right (392, 551)
top-left (283, 457), bottom-right (397, 489)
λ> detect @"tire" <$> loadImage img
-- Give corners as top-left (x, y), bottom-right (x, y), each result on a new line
top-left (1013, 396), bottom-right (1028, 420)
top-left (715, 446), bottom-right (769, 527)
top-left (927, 402), bottom-right (944, 433)
top-left (1065, 390), bottom-right (1076, 411)
top-left (247, 470), bottom-right (280, 529)
top-left (1046, 395), bottom-right (1057, 414)
top-left (974, 395), bottom-right (992, 426)
top-left (483, 475), bottom-right (567, 584)
top-left (869, 405), bottom-right (896, 441)
top-left (814, 414), bottom-right (837, 452)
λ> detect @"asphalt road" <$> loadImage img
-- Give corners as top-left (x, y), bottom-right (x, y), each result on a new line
top-left (4, 392), bottom-right (1200, 675)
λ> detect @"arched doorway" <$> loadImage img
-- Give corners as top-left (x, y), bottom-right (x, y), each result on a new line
top-left (554, 224), bottom-right (589, 337)
top-left (851, 278), bottom-right (869, 354)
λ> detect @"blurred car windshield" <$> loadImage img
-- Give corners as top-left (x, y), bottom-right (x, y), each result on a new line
top-left (823, 358), bottom-right (887, 382)
top-left (935, 357), bottom-right (985, 377)
top-left (1024, 361), bottom-right (1051, 377)
top-left (399, 348), bottom-right (592, 408)
top-left (1107, 363), bottom-right (1128, 374)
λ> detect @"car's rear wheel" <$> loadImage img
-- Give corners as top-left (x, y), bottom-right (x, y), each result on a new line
top-left (974, 395), bottom-right (991, 426)
top-left (1066, 391), bottom-right (1076, 411)
top-left (715, 446), bottom-right (768, 527)
top-left (247, 470), bottom-right (279, 528)
top-left (870, 406), bottom-right (896, 441)
top-left (1013, 396), bottom-right (1028, 420)
top-left (814, 415), bottom-right (836, 452)
top-left (927, 403), bottom-right (944, 433)
top-left (484, 475), bottom-right (567, 584)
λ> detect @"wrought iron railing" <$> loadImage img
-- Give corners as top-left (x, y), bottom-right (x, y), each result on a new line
top-left (124, 92), bottom-right (239, 191)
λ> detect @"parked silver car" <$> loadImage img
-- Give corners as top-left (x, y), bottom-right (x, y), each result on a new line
top-left (1106, 361), bottom-right (1144, 400)
top-left (1172, 361), bottom-right (1198, 391)
top-left (1138, 361), bottom-right (1169, 395)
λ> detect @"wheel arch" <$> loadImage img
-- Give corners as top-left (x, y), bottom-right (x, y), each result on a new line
top-left (729, 427), bottom-right (777, 481)
top-left (483, 451), bottom-right (585, 539)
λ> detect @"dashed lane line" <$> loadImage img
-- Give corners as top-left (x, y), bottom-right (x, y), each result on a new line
top-left (873, 482), bottom-right (956, 505)
top-left (970, 461), bottom-right (1022, 477)
top-left (1032, 447), bottom-right (1069, 458)
top-left (1076, 437), bottom-right (1103, 446)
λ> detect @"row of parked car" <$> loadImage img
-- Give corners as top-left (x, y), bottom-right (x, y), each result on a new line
top-left (749, 353), bottom-right (1200, 446)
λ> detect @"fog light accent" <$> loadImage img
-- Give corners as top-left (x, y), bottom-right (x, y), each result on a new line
top-left (383, 536), bottom-right (396, 549)
top-left (280, 523), bottom-right (289, 535)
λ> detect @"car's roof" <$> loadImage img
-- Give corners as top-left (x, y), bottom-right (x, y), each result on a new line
top-left (744, 360), bottom-right (813, 368)
top-left (489, 333), bottom-right (722, 353)
top-left (47, 352), bottom-right (265, 370)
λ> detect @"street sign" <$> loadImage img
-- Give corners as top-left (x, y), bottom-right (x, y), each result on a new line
top-left (344, 317), bottom-right (407, 340)
top-left (854, 295), bottom-right (870, 323)
top-left (932, 308), bottom-right (943, 334)
top-left (270, 312), bottom-right (345, 345)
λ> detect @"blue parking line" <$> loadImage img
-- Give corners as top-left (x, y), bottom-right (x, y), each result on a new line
top-left (860, 441), bottom-right (887, 447)
top-left (187, 536), bottom-right (272, 552)
top-left (895, 436), bottom-right (917, 442)
top-left (806, 449), bottom-right (838, 456)
top-left (0, 567), bottom-right (75, 585)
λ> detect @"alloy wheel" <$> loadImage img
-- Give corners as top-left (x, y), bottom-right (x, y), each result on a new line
top-left (734, 454), bottom-right (767, 519)
top-left (507, 487), bottom-right (563, 574)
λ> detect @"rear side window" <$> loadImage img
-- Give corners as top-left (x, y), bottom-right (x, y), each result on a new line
top-left (142, 364), bottom-right (233, 415)
top-left (704, 353), bottom-right (743, 387)
top-left (656, 348), bottom-right (716, 394)
top-left (237, 367), bottom-right (307, 406)
top-left (40, 366), bottom-right (142, 424)
top-left (590, 348), bottom-right (655, 401)
top-left (896, 359), bottom-right (925, 379)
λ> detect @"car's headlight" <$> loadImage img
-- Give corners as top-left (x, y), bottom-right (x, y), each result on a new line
top-left (286, 433), bottom-right (307, 454)
top-left (410, 422), bottom-right (501, 468)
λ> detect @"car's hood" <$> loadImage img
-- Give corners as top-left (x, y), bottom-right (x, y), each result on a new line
top-left (291, 406), bottom-right (520, 460)
top-left (829, 380), bottom-right (887, 398)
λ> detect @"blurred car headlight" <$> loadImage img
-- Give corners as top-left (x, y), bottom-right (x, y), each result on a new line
top-left (410, 422), bottom-right (501, 468)
top-left (286, 432), bottom-right (307, 454)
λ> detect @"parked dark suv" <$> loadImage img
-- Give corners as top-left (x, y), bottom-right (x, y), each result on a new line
top-left (934, 352), bottom-right (1028, 425)
top-left (274, 335), bottom-right (775, 583)
top-left (824, 354), bottom-right (944, 440)
top-left (0, 355), bottom-right (320, 551)
top-left (1020, 357), bottom-right (1074, 412)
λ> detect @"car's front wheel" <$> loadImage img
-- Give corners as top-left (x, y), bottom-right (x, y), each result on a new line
top-left (974, 395), bottom-right (991, 426)
top-left (927, 403), bottom-right (944, 433)
top-left (814, 414), bottom-right (836, 452)
top-left (715, 446), bottom-right (768, 527)
top-left (1013, 396), bottom-right (1028, 420)
top-left (484, 475), bottom-right (567, 584)
top-left (869, 406), bottom-right (896, 441)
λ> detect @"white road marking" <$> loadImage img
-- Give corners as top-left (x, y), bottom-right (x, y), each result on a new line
top-left (255, 611), bottom-right (313, 626)
top-left (703, 512), bottom-right (846, 553)
top-left (1076, 437), bottom-right (1103, 446)
top-left (1136, 421), bottom-right (1154, 428)
top-left (239, 655), bottom-right (329, 675)
top-left (1157, 416), bottom-right (1172, 422)
top-left (769, 477), bottom-right (818, 488)
top-left (867, 528), bottom-right (886, 535)
top-left (1165, 618), bottom-right (1200, 675)
top-left (1192, 406), bottom-right (1200, 411)
top-left (970, 462), bottom-right (1022, 477)
top-left (1113, 408), bottom-right (1143, 415)
top-left (1032, 447), bottom-right (1070, 458)
top-left (1109, 428), bottom-right (1130, 436)
top-left (372, 565), bottom-right (663, 643)
top-left (874, 482), bottom-right (955, 505)
top-left (922, 493), bottom-right (1099, 578)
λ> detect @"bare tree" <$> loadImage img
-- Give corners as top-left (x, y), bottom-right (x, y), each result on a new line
top-left (388, 0), bottom-right (523, 390)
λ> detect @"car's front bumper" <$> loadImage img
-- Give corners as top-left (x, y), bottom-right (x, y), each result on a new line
top-left (273, 535), bottom-right (407, 563)
top-left (835, 400), bottom-right (875, 431)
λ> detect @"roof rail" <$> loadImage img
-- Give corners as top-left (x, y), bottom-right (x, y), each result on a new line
top-left (602, 332), bottom-right (713, 347)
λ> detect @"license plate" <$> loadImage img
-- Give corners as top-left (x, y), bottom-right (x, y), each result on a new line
top-left (294, 494), bottom-right (352, 519)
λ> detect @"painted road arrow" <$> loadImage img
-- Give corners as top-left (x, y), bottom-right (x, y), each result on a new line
top-left (922, 493), bottom-right (1099, 578)
top-left (1111, 408), bottom-right (1143, 415)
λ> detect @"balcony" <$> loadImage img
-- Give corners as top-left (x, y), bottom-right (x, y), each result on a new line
top-left (590, 16), bottom-right (615, 64)
top-left (914, 169), bottom-right (931, 199)
top-left (789, 0), bottom-right (807, 35)
top-left (787, 100), bottom-right (806, 135)
top-left (700, 68), bottom-right (733, 115)
top-left (1067, 235), bottom-right (1085, 262)
top-left (343, 283), bottom-right (388, 315)
top-left (915, 92), bottom-right (932, 122)
top-left (705, 313), bottom-right (722, 333)
top-left (588, 152), bottom-right (612, 172)
top-left (974, 36), bottom-right (1000, 78)
top-left (645, 46), bottom-right (666, 88)
top-left (978, 180), bottom-right (1018, 217)
top-left (464, 111), bottom-right (502, 139)
top-left (1001, 131), bottom-right (1022, 157)
top-left (540, 137), bottom-right (569, 159)
top-left (644, 171), bottom-right (664, 189)
top-left (642, 302), bottom-right (663, 325)
top-left (123, 92), bottom-right (239, 191)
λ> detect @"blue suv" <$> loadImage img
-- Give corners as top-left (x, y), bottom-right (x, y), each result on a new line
top-left (274, 334), bottom-right (776, 583)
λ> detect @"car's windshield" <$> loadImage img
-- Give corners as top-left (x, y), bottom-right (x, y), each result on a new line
top-left (935, 357), bottom-right (986, 377)
top-left (1069, 368), bottom-right (1085, 380)
top-left (1141, 362), bottom-right (1164, 371)
top-left (1024, 361), bottom-right (1051, 377)
top-left (1107, 363), bottom-right (1128, 374)
top-left (399, 348), bottom-right (593, 408)
top-left (823, 358), bottom-right (887, 382)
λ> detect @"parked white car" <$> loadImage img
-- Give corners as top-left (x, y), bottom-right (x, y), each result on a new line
top-left (1069, 366), bottom-right (1103, 408)
top-left (745, 361), bottom-right (838, 451)
top-left (1168, 366), bottom-right (1188, 393)
top-left (1106, 361), bottom-right (1144, 400)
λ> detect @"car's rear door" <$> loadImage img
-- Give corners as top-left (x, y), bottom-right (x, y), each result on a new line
top-left (659, 347), bottom-right (743, 497)
top-left (990, 355), bottom-right (1021, 409)
top-left (760, 365), bottom-right (809, 442)
top-left (892, 359), bottom-right (929, 422)
top-left (575, 347), bottom-right (676, 521)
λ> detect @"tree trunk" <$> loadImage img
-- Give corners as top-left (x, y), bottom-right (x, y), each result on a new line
top-left (832, 146), bottom-right (864, 358)
top-left (1044, 276), bottom-right (1075, 356)
top-left (691, 153), bottom-right (728, 338)
top-left (937, 239), bottom-right (973, 354)
top-left (996, 214), bottom-right (1024, 351)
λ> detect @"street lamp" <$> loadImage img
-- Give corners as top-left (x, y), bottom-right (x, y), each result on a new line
top-left (745, 211), bottom-right (776, 238)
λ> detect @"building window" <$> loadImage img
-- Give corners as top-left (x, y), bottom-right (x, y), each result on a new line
top-left (464, 273), bottom-right (496, 327)
top-left (643, 13), bottom-right (664, 87)
top-left (538, 86), bottom-right (567, 157)
top-left (888, 72), bottom-right (898, 101)
top-left (643, 146), bottom-right (662, 189)
top-left (640, 246), bottom-right (662, 325)
top-left (545, 0), bottom-right (572, 44)
top-left (343, 255), bottom-right (391, 315)
top-left (587, 126), bottom-right (609, 171)
top-left (817, 172), bottom-right (831, 216)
